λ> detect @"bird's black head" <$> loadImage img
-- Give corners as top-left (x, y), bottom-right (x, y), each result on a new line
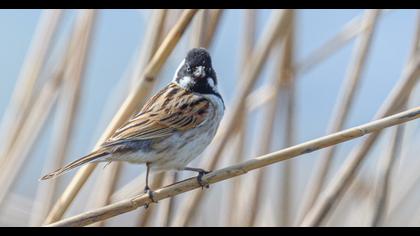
top-left (174, 48), bottom-right (219, 97)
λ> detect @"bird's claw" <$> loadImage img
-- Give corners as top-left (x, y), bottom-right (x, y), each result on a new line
top-left (197, 170), bottom-right (211, 189)
top-left (143, 186), bottom-right (158, 209)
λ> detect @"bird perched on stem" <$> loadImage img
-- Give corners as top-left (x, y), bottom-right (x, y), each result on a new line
top-left (40, 48), bottom-right (225, 205)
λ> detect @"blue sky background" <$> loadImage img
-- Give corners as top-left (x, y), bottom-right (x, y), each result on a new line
top-left (0, 10), bottom-right (419, 226)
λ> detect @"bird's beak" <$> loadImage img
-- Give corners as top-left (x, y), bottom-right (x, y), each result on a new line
top-left (193, 66), bottom-right (206, 78)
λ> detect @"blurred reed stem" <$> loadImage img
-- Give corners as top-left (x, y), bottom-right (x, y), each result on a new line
top-left (297, 9), bottom-right (381, 223)
top-left (370, 123), bottom-right (405, 226)
top-left (300, 27), bottom-right (420, 226)
top-left (225, 9), bottom-right (256, 226)
top-left (85, 9), bottom-right (167, 227)
top-left (43, 9), bottom-right (199, 225)
top-left (29, 9), bottom-right (96, 226)
top-left (278, 13), bottom-right (296, 225)
top-left (244, 11), bottom-right (295, 226)
top-left (0, 10), bottom-right (62, 169)
top-left (171, 10), bottom-right (293, 226)
top-left (297, 9), bottom-right (392, 75)
top-left (45, 106), bottom-right (420, 227)
top-left (380, 11), bottom-right (420, 224)
top-left (246, 10), bottom-right (397, 112)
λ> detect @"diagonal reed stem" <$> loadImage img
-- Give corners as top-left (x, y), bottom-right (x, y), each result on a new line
top-left (370, 122), bottom-right (405, 226)
top-left (296, 9), bottom-right (381, 223)
top-left (300, 34), bottom-right (420, 226)
top-left (171, 10), bottom-right (293, 226)
top-left (29, 9), bottom-right (96, 226)
top-left (45, 106), bottom-right (420, 227)
top-left (43, 9), bottom-right (199, 225)
top-left (85, 9), bottom-right (167, 227)
top-left (0, 10), bottom-right (62, 169)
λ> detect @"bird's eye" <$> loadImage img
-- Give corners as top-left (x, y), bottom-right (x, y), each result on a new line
top-left (186, 66), bottom-right (191, 72)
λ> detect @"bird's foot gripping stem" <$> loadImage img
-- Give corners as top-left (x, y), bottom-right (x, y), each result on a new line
top-left (196, 170), bottom-right (211, 189)
top-left (143, 186), bottom-right (158, 209)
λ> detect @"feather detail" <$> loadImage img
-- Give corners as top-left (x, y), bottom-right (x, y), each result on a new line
top-left (39, 149), bottom-right (109, 181)
top-left (105, 83), bottom-right (212, 144)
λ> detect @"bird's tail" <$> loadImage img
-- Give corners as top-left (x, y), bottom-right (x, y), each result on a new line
top-left (39, 149), bottom-right (109, 181)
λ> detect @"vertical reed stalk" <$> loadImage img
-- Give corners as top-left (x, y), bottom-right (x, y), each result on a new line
top-left (43, 9), bottom-right (199, 225)
top-left (85, 9), bottom-right (167, 227)
top-left (300, 32), bottom-right (420, 226)
top-left (0, 10), bottom-right (62, 167)
top-left (370, 123), bottom-right (404, 226)
top-left (297, 10), bottom-right (381, 223)
top-left (172, 10), bottom-right (292, 226)
top-left (29, 10), bottom-right (96, 226)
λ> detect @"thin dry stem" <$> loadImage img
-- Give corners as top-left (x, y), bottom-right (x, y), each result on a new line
top-left (300, 42), bottom-right (420, 226)
top-left (43, 9), bottom-right (199, 225)
top-left (45, 106), bottom-right (420, 227)
top-left (225, 9), bottom-right (256, 226)
top-left (297, 9), bottom-right (381, 223)
top-left (245, 12), bottom-right (295, 226)
top-left (203, 9), bottom-right (223, 49)
top-left (0, 10), bottom-right (62, 167)
top-left (297, 10), bottom-right (391, 75)
top-left (171, 10), bottom-right (292, 226)
top-left (85, 9), bottom-right (167, 227)
top-left (370, 124), bottom-right (404, 226)
top-left (29, 10), bottom-right (96, 226)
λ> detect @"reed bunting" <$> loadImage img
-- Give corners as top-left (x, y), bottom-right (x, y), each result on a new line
top-left (41, 48), bottom-right (225, 202)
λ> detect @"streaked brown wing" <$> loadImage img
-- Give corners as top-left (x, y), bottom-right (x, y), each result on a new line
top-left (104, 83), bottom-right (211, 145)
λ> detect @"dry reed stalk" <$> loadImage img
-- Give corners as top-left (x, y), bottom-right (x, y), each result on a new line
top-left (43, 9), bottom-right (199, 225)
top-left (84, 9), bottom-right (167, 227)
top-left (203, 9), bottom-right (223, 49)
top-left (297, 10), bottom-right (391, 75)
top-left (190, 10), bottom-right (207, 48)
top-left (105, 6), bottom-right (384, 210)
top-left (136, 172), bottom-right (166, 226)
top-left (157, 173), bottom-right (178, 226)
top-left (300, 42), bottom-right (420, 227)
top-left (110, 173), bottom-right (146, 202)
top-left (246, 10), bottom-right (395, 110)
top-left (279, 84), bottom-right (297, 226)
top-left (171, 10), bottom-right (293, 226)
top-left (244, 59), bottom-right (284, 226)
top-left (225, 10), bottom-right (257, 226)
top-left (44, 106), bottom-right (420, 227)
top-left (379, 12), bottom-right (420, 224)
top-left (0, 10), bottom-right (62, 167)
top-left (0, 71), bottom-right (62, 206)
top-left (278, 12), bottom-right (296, 226)
top-left (370, 124), bottom-right (404, 226)
top-left (139, 10), bottom-right (223, 227)
top-left (296, 10), bottom-right (381, 223)
top-left (245, 12), bottom-right (294, 226)
top-left (29, 10), bottom-right (96, 226)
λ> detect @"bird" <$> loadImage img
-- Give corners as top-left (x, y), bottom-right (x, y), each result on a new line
top-left (40, 47), bottom-right (225, 203)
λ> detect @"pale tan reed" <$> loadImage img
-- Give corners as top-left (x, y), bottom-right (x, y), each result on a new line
top-left (300, 40), bottom-right (420, 226)
top-left (85, 9), bottom-right (167, 227)
top-left (244, 11), bottom-right (295, 226)
top-left (225, 9), bottom-right (256, 226)
top-left (29, 10), bottom-right (96, 226)
top-left (43, 9), bottom-right (199, 225)
top-left (297, 10), bottom-right (381, 223)
top-left (370, 123), bottom-right (405, 226)
top-left (171, 10), bottom-right (293, 226)
top-left (45, 106), bottom-right (420, 227)
top-left (0, 10), bottom-right (62, 168)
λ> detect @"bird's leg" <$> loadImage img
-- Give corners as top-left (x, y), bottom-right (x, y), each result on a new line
top-left (144, 162), bottom-right (158, 209)
top-left (183, 167), bottom-right (211, 189)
